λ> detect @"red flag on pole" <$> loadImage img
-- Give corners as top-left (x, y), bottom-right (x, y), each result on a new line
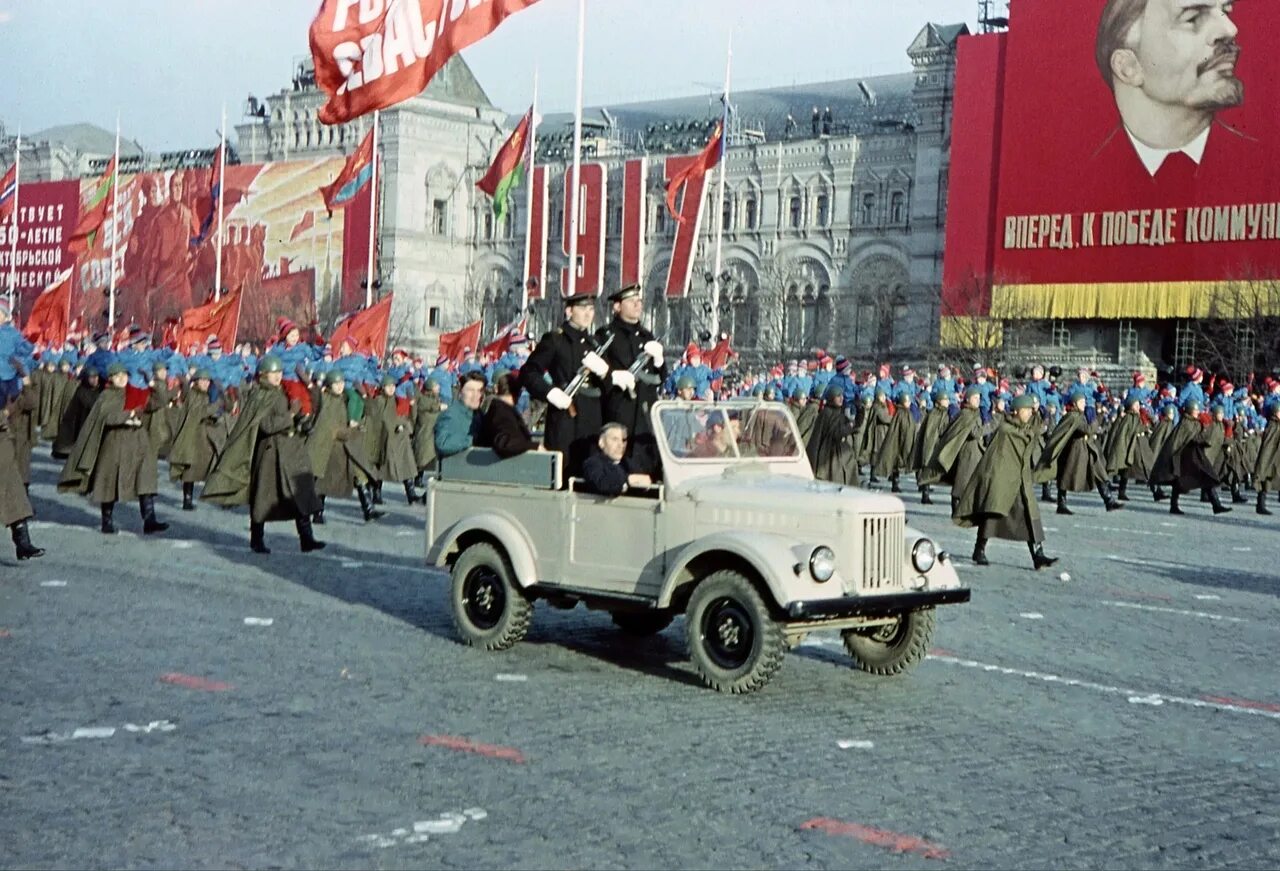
top-left (318, 129), bottom-right (375, 215)
top-left (0, 163), bottom-right (17, 226)
top-left (178, 286), bottom-right (243, 353)
top-left (290, 210), bottom-right (316, 242)
top-left (705, 336), bottom-right (737, 371)
top-left (309, 0), bottom-right (545, 125)
top-left (328, 293), bottom-right (393, 356)
top-left (481, 317), bottom-right (526, 361)
top-left (67, 156), bottom-right (118, 257)
top-left (22, 268), bottom-right (74, 347)
top-left (437, 320), bottom-right (483, 365)
top-left (665, 122), bottom-right (723, 224)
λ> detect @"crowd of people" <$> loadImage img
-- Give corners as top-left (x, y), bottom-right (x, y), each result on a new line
top-left (2, 293), bottom-right (1278, 569)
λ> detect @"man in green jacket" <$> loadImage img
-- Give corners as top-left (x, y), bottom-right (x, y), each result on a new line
top-left (434, 371), bottom-right (485, 459)
top-left (953, 394), bottom-right (1059, 570)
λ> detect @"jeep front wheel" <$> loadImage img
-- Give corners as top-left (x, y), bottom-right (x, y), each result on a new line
top-left (685, 570), bottom-right (785, 693)
top-left (842, 608), bottom-right (935, 676)
top-left (450, 543), bottom-right (532, 651)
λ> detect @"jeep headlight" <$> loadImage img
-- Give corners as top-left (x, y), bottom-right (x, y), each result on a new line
top-left (912, 538), bottom-right (937, 574)
top-left (809, 546), bottom-right (836, 582)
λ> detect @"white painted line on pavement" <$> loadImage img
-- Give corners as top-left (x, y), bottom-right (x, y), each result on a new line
top-left (1194, 594), bottom-right (1221, 601)
top-left (1232, 547), bottom-right (1252, 552)
top-left (396, 529), bottom-right (417, 537)
top-left (494, 674), bottom-right (527, 682)
top-left (359, 810), bottom-right (485, 850)
top-left (1104, 554), bottom-right (1197, 572)
top-left (837, 739), bottom-right (875, 750)
top-left (20, 719), bottom-right (176, 744)
top-left (243, 617), bottom-right (274, 626)
top-left (1128, 695), bottom-right (1164, 706)
top-left (1019, 613), bottom-right (1045, 620)
top-left (340, 560), bottom-right (364, 569)
top-left (171, 541), bottom-right (196, 550)
top-left (39, 580), bottom-right (67, 588)
top-left (1100, 600), bottom-right (1244, 623)
top-left (926, 654), bottom-right (1280, 720)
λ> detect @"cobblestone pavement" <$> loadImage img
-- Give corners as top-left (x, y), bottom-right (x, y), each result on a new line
top-left (3, 453), bottom-right (1279, 869)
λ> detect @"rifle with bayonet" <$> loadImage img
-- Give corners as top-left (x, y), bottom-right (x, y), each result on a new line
top-left (564, 331), bottom-right (617, 418)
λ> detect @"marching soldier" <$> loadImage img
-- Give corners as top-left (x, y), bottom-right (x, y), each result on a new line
top-left (520, 292), bottom-right (624, 477)
top-left (1255, 402), bottom-right (1280, 516)
top-left (167, 369), bottom-right (227, 511)
top-left (1, 404), bottom-right (45, 560)
top-left (1150, 399), bottom-right (1230, 516)
top-left (910, 386), bottom-right (953, 505)
top-left (203, 355), bottom-right (326, 554)
top-left (307, 370), bottom-right (384, 523)
top-left (596, 285), bottom-right (667, 473)
top-left (1037, 390), bottom-right (1122, 515)
top-left (926, 386), bottom-right (986, 513)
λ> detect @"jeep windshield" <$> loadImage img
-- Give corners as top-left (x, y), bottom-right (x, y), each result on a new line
top-left (657, 403), bottom-right (802, 462)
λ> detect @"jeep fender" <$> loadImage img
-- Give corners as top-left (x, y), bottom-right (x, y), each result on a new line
top-left (658, 531), bottom-right (820, 610)
top-left (428, 512), bottom-right (538, 588)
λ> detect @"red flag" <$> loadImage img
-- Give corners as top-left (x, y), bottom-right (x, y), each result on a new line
top-left (481, 317), bottom-right (526, 361)
top-left (159, 318), bottom-right (181, 350)
top-left (665, 121), bottom-right (723, 224)
top-left (309, 0), bottom-right (545, 125)
top-left (476, 109), bottom-right (532, 201)
top-left (329, 294), bottom-right (393, 356)
top-left (178, 287), bottom-right (244, 354)
top-left (705, 336), bottom-right (737, 371)
top-left (22, 268), bottom-right (74, 347)
top-left (68, 156), bottom-right (118, 257)
top-left (290, 210), bottom-right (315, 242)
top-left (318, 129), bottom-right (375, 214)
top-left (437, 320), bottom-right (483, 365)
top-left (0, 163), bottom-right (16, 226)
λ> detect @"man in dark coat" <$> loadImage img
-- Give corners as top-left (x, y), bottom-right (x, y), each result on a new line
top-left (58, 363), bottom-right (169, 536)
top-left (926, 386), bottom-right (986, 511)
top-left (806, 386), bottom-right (859, 486)
top-left (874, 392), bottom-right (918, 493)
top-left (596, 285), bottom-right (667, 474)
top-left (910, 387), bottom-right (952, 505)
top-left (1102, 392), bottom-right (1154, 502)
top-left (366, 376), bottom-right (422, 505)
top-left (520, 293), bottom-right (621, 478)
top-left (478, 373), bottom-right (541, 458)
top-left (1150, 399), bottom-right (1230, 516)
top-left (1254, 403), bottom-right (1280, 516)
top-left (953, 394), bottom-right (1059, 570)
top-left (203, 355), bottom-right (325, 554)
top-left (581, 422), bottom-right (651, 496)
top-left (1036, 390), bottom-right (1122, 515)
top-left (53, 369), bottom-right (101, 459)
top-left (307, 370), bottom-right (383, 523)
top-left (0, 406), bottom-right (44, 560)
top-left (167, 369), bottom-right (227, 510)
top-left (411, 380), bottom-right (442, 483)
top-left (1146, 403), bottom-right (1178, 501)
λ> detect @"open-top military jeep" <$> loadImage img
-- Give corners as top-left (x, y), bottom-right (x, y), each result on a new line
top-left (425, 400), bottom-right (968, 693)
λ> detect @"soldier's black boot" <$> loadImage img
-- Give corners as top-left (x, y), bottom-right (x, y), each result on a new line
top-left (100, 502), bottom-right (117, 535)
top-left (1209, 489), bottom-right (1232, 515)
top-left (1029, 542), bottom-right (1059, 570)
top-left (1199, 488), bottom-right (1211, 503)
top-left (920, 485), bottom-right (933, 505)
top-left (1152, 486), bottom-right (1168, 502)
top-left (296, 516), bottom-right (326, 553)
top-left (11, 521), bottom-right (44, 561)
top-left (403, 480), bottom-right (424, 505)
top-left (140, 495), bottom-right (169, 534)
top-left (1041, 482), bottom-right (1052, 502)
top-left (312, 496), bottom-right (326, 526)
top-left (1117, 479), bottom-right (1129, 502)
top-left (1258, 491), bottom-right (1273, 516)
top-left (371, 481), bottom-right (384, 505)
top-left (1169, 487), bottom-right (1185, 515)
top-left (250, 522), bottom-right (270, 554)
top-left (1231, 484), bottom-right (1248, 504)
top-left (357, 484), bottom-right (386, 522)
top-left (1056, 489), bottom-right (1073, 516)
top-left (1098, 482), bottom-right (1123, 512)
top-left (972, 536), bottom-right (990, 566)
top-left (413, 472), bottom-right (426, 489)
top-left (890, 473), bottom-right (902, 494)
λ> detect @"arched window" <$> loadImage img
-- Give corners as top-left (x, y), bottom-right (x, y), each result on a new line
top-left (891, 191), bottom-right (906, 224)
top-left (722, 199), bottom-right (733, 232)
top-left (816, 194), bottom-right (830, 227)
top-left (861, 193), bottom-right (876, 225)
top-left (745, 198), bottom-right (758, 230)
top-left (789, 196), bottom-right (802, 229)
top-left (483, 211), bottom-right (494, 241)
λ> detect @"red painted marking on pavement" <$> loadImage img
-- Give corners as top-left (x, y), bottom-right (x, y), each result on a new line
top-left (799, 818), bottom-right (950, 860)
top-left (0, 629), bottom-right (11, 638)
top-left (1102, 587), bottom-right (1173, 603)
top-left (1200, 695), bottom-right (1280, 713)
top-left (159, 673), bottom-right (234, 692)
top-left (419, 734), bottom-right (526, 764)
top-left (928, 647), bottom-right (957, 657)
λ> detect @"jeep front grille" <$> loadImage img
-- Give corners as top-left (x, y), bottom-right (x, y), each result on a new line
top-left (860, 514), bottom-right (904, 592)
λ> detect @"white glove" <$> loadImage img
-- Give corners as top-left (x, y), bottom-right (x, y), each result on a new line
top-left (611, 370), bottom-right (637, 392)
top-left (546, 387), bottom-right (572, 410)
top-left (582, 351), bottom-right (608, 378)
top-left (643, 340), bottom-right (664, 368)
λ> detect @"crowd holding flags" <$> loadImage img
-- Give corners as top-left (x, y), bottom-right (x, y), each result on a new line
top-left (328, 293), bottom-right (393, 357)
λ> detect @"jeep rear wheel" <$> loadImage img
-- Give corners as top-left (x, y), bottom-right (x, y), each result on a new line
top-left (686, 570), bottom-right (785, 693)
top-left (611, 611), bottom-right (674, 636)
top-left (450, 543), bottom-right (532, 651)
top-left (842, 608), bottom-right (935, 676)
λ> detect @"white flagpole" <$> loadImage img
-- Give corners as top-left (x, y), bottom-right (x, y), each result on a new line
top-left (214, 102), bottom-right (227, 301)
top-left (710, 36), bottom-right (732, 341)
top-left (108, 114), bottom-right (121, 330)
top-left (6, 128), bottom-right (19, 311)
top-left (521, 67), bottom-right (538, 315)
top-left (365, 109), bottom-right (380, 308)
top-left (566, 0), bottom-right (586, 301)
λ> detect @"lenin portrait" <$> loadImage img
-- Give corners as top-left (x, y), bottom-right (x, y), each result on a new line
top-left (1091, 0), bottom-right (1251, 183)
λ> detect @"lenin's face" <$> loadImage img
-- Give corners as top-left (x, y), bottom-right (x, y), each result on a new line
top-left (1129, 0), bottom-right (1242, 111)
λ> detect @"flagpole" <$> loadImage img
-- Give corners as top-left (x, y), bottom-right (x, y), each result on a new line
top-left (6, 128), bottom-right (19, 312)
top-left (710, 35), bottom-right (732, 341)
top-left (521, 67), bottom-right (538, 315)
top-left (366, 109), bottom-right (379, 308)
top-left (215, 103), bottom-right (227, 302)
top-left (566, 0), bottom-right (586, 301)
top-left (108, 114), bottom-right (121, 330)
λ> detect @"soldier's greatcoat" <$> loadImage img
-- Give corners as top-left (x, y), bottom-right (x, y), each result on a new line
top-left (167, 388), bottom-right (226, 484)
top-left (1255, 421), bottom-right (1280, 492)
top-left (0, 410), bottom-right (34, 527)
top-left (1103, 410), bottom-right (1154, 481)
top-left (308, 390), bottom-right (376, 497)
top-left (806, 405), bottom-right (859, 485)
top-left (1037, 410), bottom-right (1108, 492)
top-left (1150, 417), bottom-right (1220, 491)
top-left (910, 405), bottom-right (951, 480)
top-left (924, 406), bottom-right (985, 490)
top-left (54, 377), bottom-right (100, 459)
top-left (57, 387), bottom-right (159, 504)
top-left (412, 393), bottom-right (442, 472)
top-left (364, 393), bottom-right (418, 484)
top-left (953, 416), bottom-right (1045, 544)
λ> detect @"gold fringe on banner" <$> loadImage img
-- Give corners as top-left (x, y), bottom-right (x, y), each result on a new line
top-left (992, 281), bottom-right (1280, 320)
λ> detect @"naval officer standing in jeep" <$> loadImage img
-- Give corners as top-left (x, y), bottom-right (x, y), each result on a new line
top-left (520, 292), bottom-right (632, 476)
top-left (596, 285), bottom-right (666, 474)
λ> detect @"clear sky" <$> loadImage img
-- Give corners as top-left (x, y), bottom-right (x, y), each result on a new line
top-left (0, 0), bottom-right (980, 152)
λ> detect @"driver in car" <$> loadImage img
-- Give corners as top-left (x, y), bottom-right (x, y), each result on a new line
top-left (582, 422), bottom-right (653, 496)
